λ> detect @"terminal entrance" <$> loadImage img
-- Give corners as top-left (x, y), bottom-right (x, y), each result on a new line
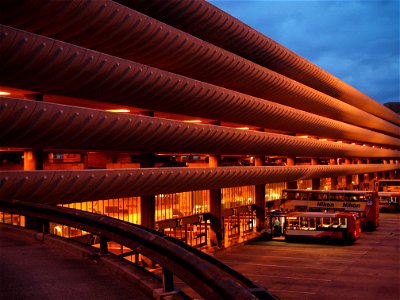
top-left (266, 212), bottom-right (286, 240)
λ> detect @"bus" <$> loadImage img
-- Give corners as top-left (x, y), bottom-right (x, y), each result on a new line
top-left (265, 211), bottom-right (361, 244)
top-left (279, 189), bottom-right (379, 230)
top-left (378, 192), bottom-right (400, 212)
top-left (376, 179), bottom-right (400, 193)
top-left (375, 179), bottom-right (400, 212)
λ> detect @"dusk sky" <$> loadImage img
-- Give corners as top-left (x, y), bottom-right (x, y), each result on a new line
top-left (209, 0), bottom-right (399, 105)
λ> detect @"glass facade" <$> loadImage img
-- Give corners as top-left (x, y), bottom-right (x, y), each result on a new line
top-left (0, 212), bottom-right (24, 226)
top-left (60, 197), bottom-right (141, 224)
top-left (221, 186), bottom-right (255, 209)
top-left (155, 190), bottom-right (209, 222)
top-left (265, 182), bottom-right (287, 202)
top-left (297, 180), bottom-right (312, 190)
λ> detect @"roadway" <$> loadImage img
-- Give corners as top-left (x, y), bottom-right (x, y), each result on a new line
top-left (214, 213), bottom-right (400, 300)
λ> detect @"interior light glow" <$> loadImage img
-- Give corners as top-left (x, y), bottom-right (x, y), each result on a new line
top-left (0, 91), bottom-right (11, 96)
top-left (106, 109), bottom-right (130, 113)
top-left (184, 120), bottom-right (202, 123)
top-left (236, 127), bottom-right (249, 130)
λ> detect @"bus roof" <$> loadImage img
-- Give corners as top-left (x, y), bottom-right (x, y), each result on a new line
top-left (286, 211), bottom-right (357, 218)
top-left (283, 189), bottom-right (375, 194)
top-left (378, 192), bottom-right (400, 196)
top-left (378, 179), bottom-right (400, 182)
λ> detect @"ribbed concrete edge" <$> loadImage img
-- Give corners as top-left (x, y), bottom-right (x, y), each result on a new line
top-left (0, 225), bottom-right (187, 300)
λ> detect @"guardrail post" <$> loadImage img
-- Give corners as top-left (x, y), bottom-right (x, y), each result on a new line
top-left (99, 236), bottom-right (108, 254)
top-left (42, 221), bottom-right (50, 234)
top-left (162, 267), bottom-right (174, 292)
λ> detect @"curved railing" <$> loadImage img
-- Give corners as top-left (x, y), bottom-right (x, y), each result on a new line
top-left (0, 199), bottom-right (276, 300)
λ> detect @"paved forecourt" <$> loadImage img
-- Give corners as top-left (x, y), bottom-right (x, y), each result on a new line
top-left (214, 213), bottom-right (400, 300)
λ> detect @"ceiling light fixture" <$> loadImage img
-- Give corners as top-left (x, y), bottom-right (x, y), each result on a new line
top-left (184, 120), bottom-right (202, 123)
top-left (106, 109), bottom-right (130, 113)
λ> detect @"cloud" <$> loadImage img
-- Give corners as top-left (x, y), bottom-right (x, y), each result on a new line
top-left (210, 0), bottom-right (399, 104)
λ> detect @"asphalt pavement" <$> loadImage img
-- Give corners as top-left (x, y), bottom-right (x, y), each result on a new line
top-left (214, 213), bottom-right (400, 300)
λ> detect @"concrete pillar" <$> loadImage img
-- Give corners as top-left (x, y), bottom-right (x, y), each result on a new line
top-left (82, 153), bottom-right (88, 169)
top-left (24, 150), bottom-right (43, 170)
top-left (138, 110), bottom-right (156, 228)
top-left (344, 159), bottom-right (353, 189)
top-left (286, 157), bottom-right (297, 189)
top-left (24, 93), bottom-right (44, 171)
top-left (255, 156), bottom-right (266, 231)
top-left (140, 154), bottom-right (156, 228)
top-left (311, 158), bottom-right (320, 190)
top-left (329, 159), bottom-right (338, 189)
top-left (24, 93), bottom-right (46, 230)
top-left (367, 173), bottom-right (375, 190)
top-left (209, 154), bottom-right (223, 247)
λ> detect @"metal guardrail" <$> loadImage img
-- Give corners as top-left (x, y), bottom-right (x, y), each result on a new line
top-left (0, 199), bottom-right (276, 300)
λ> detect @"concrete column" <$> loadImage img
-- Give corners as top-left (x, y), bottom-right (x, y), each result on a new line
top-left (209, 154), bottom-right (223, 247)
top-left (311, 158), bottom-right (320, 190)
top-left (329, 159), bottom-right (338, 189)
top-left (367, 173), bottom-right (375, 190)
top-left (255, 156), bottom-right (266, 231)
top-left (286, 157), bottom-right (297, 189)
top-left (358, 173), bottom-right (365, 190)
top-left (82, 153), bottom-right (88, 169)
top-left (138, 110), bottom-right (156, 228)
top-left (23, 94), bottom-right (44, 171)
top-left (344, 159), bottom-right (353, 189)
top-left (24, 150), bottom-right (43, 170)
top-left (140, 153), bottom-right (156, 228)
top-left (24, 93), bottom-right (46, 230)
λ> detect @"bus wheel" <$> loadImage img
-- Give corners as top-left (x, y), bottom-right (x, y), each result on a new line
top-left (321, 236), bottom-right (330, 244)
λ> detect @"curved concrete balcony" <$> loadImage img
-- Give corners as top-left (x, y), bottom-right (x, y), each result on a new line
top-left (0, 164), bottom-right (398, 204)
top-left (0, 25), bottom-right (399, 139)
top-left (0, 2), bottom-right (398, 129)
top-left (118, 0), bottom-right (399, 126)
top-left (1, 98), bottom-right (399, 157)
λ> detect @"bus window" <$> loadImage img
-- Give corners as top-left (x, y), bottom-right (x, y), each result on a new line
top-left (339, 218), bottom-right (347, 228)
top-left (309, 217), bottom-right (316, 230)
top-left (322, 217), bottom-right (332, 227)
top-left (331, 218), bottom-right (339, 228)
top-left (335, 194), bottom-right (345, 201)
top-left (287, 217), bottom-right (300, 230)
top-left (300, 217), bottom-right (308, 230)
top-left (309, 193), bottom-right (317, 200)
